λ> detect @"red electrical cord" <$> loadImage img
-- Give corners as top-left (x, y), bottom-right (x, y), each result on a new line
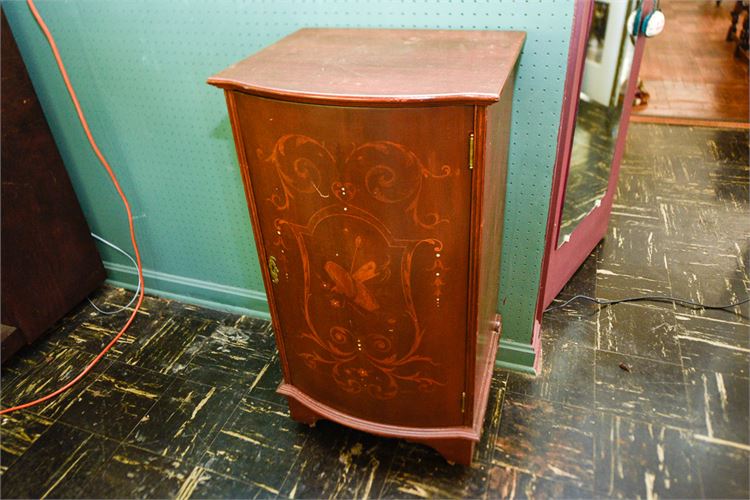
top-left (0, 0), bottom-right (145, 415)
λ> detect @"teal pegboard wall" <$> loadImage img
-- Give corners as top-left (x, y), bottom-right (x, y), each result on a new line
top-left (3, 0), bottom-right (574, 370)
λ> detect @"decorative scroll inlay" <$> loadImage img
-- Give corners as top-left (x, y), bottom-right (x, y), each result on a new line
top-left (257, 135), bottom-right (334, 211)
top-left (349, 141), bottom-right (453, 229)
top-left (260, 135), bottom-right (455, 228)
top-left (259, 134), bottom-right (458, 399)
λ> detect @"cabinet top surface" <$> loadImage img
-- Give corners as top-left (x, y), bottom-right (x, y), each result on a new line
top-left (207, 28), bottom-right (525, 105)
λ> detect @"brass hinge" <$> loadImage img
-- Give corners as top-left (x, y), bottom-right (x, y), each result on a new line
top-left (468, 133), bottom-right (475, 170)
top-left (461, 391), bottom-right (466, 413)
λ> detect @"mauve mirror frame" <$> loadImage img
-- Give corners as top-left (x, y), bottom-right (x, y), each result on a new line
top-left (531, 0), bottom-right (655, 368)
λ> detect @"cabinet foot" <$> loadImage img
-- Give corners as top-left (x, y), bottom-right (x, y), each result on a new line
top-left (414, 438), bottom-right (476, 466)
top-left (286, 397), bottom-right (320, 427)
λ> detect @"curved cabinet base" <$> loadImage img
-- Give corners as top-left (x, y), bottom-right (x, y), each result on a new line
top-left (279, 385), bottom-right (478, 465)
top-left (277, 322), bottom-right (501, 466)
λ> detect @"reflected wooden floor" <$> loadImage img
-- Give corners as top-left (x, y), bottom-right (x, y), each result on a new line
top-left (1, 123), bottom-right (748, 498)
top-left (635, 0), bottom-right (749, 123)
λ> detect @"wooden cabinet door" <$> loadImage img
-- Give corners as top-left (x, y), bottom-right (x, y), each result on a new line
top-left (231, 94), bottom-right (474, 428)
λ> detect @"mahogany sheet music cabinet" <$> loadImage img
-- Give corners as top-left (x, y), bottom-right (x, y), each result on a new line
top-left (208, 28), bottom-right (524, 465)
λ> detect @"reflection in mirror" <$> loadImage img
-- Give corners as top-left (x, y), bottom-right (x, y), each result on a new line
top-left (557, 0), bottom-right (638, 247)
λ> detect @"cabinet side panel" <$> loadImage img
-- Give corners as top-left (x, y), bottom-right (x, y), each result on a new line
top-left (232, 94), bottom-right (473, 428)
top-left (475, 74), bottom-right (514, 395)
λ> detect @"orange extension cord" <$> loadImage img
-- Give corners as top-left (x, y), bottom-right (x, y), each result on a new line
top-left (0, 0), bottom-right (145, 415)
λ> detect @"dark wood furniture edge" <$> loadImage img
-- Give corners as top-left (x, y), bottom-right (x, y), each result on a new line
top-left (206, 29), bottom-right (525, 107)
top-left (465, 104), bottom-right (488, 426)
top-left (1, 324), bottom-right (24, 363)
top-left (278, 316), bottom-right (500, 465)
top-left (470, 314), bottom-right (501, 433)
top-left (208, 79), bottom-right (503, 107)
top-left (206, 28), bottom-right (525, 108)
top-left (223, 90), bottom-right (293, 382)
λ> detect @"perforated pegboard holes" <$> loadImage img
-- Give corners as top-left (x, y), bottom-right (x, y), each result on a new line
top-left (3, 0), bottom-right (574, 345)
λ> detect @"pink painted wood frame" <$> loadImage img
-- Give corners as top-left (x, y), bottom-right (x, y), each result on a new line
top-left (537, 0), bottom-right (655, 318)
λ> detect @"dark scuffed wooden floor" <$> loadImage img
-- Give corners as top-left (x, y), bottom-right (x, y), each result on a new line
top-left (1, 123), bottom-right (748, 499)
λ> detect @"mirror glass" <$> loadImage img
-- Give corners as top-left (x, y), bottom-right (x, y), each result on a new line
top-left (557, 0), bottom-right (638, 247)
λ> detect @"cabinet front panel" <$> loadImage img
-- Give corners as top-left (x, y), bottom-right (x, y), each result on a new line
top-left (234, 93), bottom-right (473, 427)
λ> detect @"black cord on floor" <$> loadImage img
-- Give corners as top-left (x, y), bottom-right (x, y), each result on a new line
top-left (544, 294), bottom-right (750, 313)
